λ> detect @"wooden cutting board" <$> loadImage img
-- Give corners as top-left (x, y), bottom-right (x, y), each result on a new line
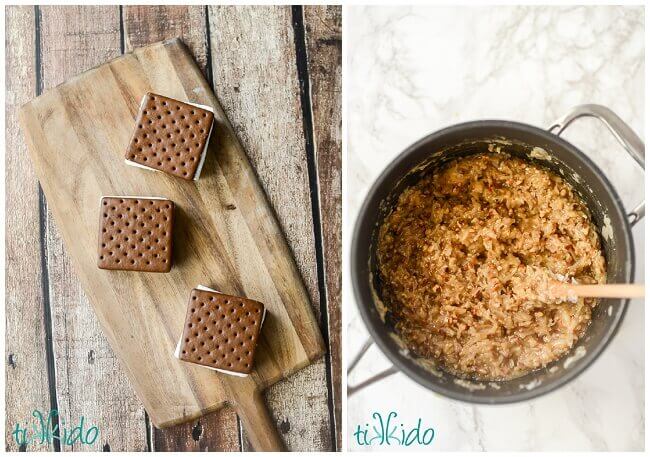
top-left (19, 37), bottom-right (324, 451)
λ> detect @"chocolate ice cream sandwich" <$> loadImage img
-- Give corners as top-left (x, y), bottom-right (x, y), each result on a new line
top-left (125, 93), bottom-right (214, 181)
top-left (97, 196), bottom-right (174, 272)
top-left (175, 286), bottom-right (266, 376)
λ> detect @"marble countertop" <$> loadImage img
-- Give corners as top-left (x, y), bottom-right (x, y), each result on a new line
top-left (346, 5), bottom-right (644, 451)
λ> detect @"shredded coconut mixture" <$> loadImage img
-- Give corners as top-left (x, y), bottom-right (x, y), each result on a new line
top-left (377, 154), bottom-right (606, 380)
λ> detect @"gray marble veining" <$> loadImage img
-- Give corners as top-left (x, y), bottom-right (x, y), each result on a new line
top-left (346, 5), bottom-right (644, 451)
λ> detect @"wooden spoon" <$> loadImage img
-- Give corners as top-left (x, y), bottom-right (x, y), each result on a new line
top-left (547, 283), bottom-right (645, 301)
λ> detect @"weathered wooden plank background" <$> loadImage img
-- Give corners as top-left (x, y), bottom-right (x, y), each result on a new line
top-left (6, 6), bottom-right (52, 452)
top-left (303, 7), bottom-right (343, 448)
top-left (5, 5), bottom-right (342, 452)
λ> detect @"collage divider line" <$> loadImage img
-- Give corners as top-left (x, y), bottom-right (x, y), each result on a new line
top-left (340, 5), bottom-right (348, 451)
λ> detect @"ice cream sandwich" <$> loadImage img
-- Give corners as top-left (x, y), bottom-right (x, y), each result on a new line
top-left (97, 196), bottom-right (174, 272)
top-left (175, 286), bottom-right (266, 376)
top-left (124, 93), bottom-right (214, 181)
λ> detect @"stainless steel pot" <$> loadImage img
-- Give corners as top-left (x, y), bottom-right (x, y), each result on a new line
top-left (349, 105), bottom-right (644, 404)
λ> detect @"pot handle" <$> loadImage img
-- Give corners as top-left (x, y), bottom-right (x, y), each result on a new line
top-left (347, 338), bottom-right (398, 396)
top-left (548, 104), bottom-right (645, 226)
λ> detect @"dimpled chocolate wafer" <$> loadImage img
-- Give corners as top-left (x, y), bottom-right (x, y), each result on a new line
top-left (98, 197), bottom-right (174, 272)
top-left (125, 93), bottom-right (214, 180)
top-left (178, 288), bottom-right (265, 375)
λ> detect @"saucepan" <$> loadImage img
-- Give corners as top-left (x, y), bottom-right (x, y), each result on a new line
top-left (349, 105), bottom-right (644, 403)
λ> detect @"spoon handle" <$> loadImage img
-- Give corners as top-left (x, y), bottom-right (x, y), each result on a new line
top-left (557, 283), bottom-right (645, 299)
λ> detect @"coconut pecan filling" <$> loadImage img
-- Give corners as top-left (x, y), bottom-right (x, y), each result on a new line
top-left (377, 153), bottom-right (606, 381)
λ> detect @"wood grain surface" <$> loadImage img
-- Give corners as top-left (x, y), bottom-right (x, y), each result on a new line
top-left (37, 6), bottom-right (149, 451)
top-left (6, 4), bottom-right (341, 452)
top-left (20, 37), bottom-right (323, 450)
top-left (122, 5), bottom-right (241, 451)
top-left (304, 6), bottom-right (343, 449)
top-left (207, 6), bottom-right (332, 450)
top-left (5, 6), bottom-right (52, 451)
